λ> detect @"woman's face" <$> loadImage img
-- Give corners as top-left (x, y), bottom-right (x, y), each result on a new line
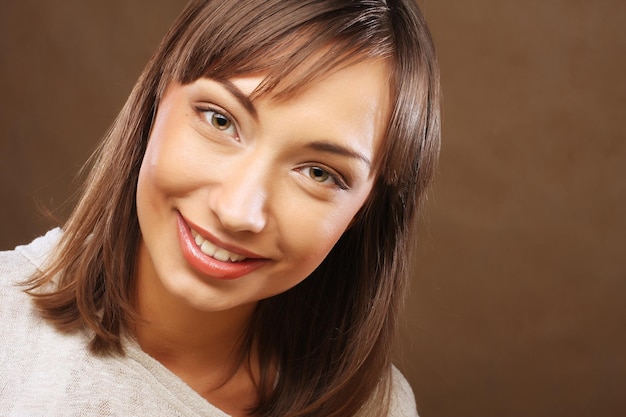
top-left (136, 59), bottom-right (391, 313)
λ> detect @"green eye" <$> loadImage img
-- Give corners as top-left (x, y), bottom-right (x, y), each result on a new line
top-left (211, 112), bottom-right (232, 131)
top-left (298, 166), bottom-right (348, 190)
top-left (309, 166), bottom-right (330, 182)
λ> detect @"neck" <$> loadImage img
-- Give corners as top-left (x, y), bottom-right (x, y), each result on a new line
top-left (135, 297), bottom-right (256, 368)
top-left (131, 242), bottom-right (268, 415)
top-left (132, 243), bottom-right (257, 373)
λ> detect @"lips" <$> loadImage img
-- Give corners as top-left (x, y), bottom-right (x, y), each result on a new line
top-left (176, 213), bottom-right (267, 280)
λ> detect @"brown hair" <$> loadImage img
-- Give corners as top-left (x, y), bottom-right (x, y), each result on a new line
top-left (26, 0), bottom-right (440, 415)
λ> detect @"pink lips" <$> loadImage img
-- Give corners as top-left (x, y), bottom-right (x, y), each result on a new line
top-left (176, 213), bottom-right (267, 280)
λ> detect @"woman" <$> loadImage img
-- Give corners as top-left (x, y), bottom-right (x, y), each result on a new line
top-left (0, 0), bottom-right (440, 416)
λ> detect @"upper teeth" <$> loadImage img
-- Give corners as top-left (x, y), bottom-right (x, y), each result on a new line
top-left (191, 229), bottom-right (247, 262)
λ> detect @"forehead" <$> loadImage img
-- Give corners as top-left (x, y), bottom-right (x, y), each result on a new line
top-left (230, 57), bottom-right (392, 108)
top-left (239, 49), bottom-right (395, 106)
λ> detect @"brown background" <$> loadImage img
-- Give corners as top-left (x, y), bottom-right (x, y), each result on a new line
top-left (1, 1), bottom-right (625, 416)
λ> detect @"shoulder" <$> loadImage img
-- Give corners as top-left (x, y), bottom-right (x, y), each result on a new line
top-left (0, 228), bottom-right (63, 281)
top-left (389, 365), bottom-right (419, 417)
top-left (12, 228), bottom-right (63, 270)
top-left (0, 228), bottom-right (63, 305)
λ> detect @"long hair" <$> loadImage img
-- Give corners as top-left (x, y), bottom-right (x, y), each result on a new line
top-left (25, 1), bottom-right (440, 416)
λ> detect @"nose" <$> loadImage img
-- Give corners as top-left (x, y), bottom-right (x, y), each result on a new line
top-left (208, 154), bottom-right (268, 234)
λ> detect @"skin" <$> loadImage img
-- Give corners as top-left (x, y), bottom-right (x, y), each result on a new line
top-left (134, 58), bottom-right (391, 415)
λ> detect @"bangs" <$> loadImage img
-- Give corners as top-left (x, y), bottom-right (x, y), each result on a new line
top-left (161, 0), bottom-right (394, 100)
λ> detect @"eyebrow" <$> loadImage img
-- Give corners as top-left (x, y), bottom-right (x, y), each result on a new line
top-left (215, 78), bottom-right (258, 119)
top-left (306, 141), bottom-right (372, 169)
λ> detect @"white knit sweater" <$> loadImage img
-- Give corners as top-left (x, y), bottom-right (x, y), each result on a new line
top-left (0, 229), bottom-right (418, 416)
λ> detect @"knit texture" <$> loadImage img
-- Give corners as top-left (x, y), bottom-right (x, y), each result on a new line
top-left (0, 230), bottom-right (418, 416)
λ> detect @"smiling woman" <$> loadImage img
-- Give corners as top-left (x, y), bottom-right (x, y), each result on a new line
top-left (0, 0), bottom-right (440, 416)
top-left (137, 63), bottom-right (389, 314)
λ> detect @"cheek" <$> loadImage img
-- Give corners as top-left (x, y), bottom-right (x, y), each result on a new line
top-left (137, 140), bottom-right (170, 212)
top-left (308, 187), bottom-right (373, 256)
top-left (137, 135), bottom-right (202, 206)
top-left (278, 193), bottom-right (369, 272)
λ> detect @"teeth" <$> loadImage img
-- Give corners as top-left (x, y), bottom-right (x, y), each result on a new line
top-left (213, 248), bottom-right (231, 262)
top-left (201, 240), bottom-right (217, 257)
top-left (191, 228), bottom-right (246, 262)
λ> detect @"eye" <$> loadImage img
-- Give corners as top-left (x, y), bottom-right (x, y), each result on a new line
top-left (211, 112), bottom-right (231, 130)
top-left (300, 166), bottom-right (348, 190)
top-left (201, 108), bottom-right (237, 137)
top-left (308, 166), bottom-right (330, 182)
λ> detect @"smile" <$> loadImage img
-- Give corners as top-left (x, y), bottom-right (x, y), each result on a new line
top-left (176, 212), bottom-right (267, 280)
top-left (190, 228), bottom-right (247, 262)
